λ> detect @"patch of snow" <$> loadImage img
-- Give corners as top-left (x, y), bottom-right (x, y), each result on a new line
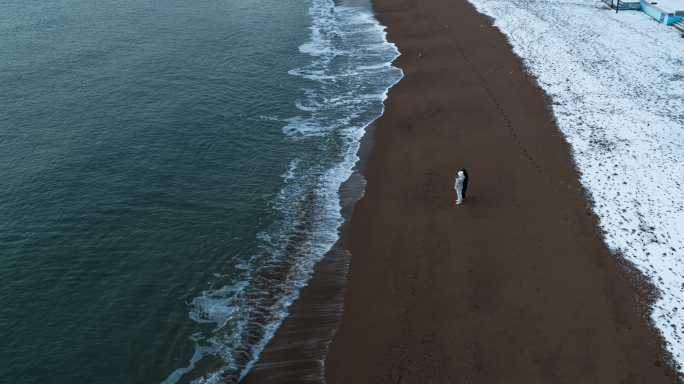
top-left (651, 0), bottom-right (684, 14)
top-left (467, 0), bottom-right (684, 370)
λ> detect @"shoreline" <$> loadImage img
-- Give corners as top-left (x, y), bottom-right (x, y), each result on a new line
top-left (241, 123), bottom-right (380, 383)
top-left (244, 0), bottom-right (681, 382)
top-left (230, 0), bottom-right (402, 381)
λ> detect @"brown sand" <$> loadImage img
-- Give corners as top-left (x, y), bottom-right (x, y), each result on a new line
top-left (246, 0), bottom-right (682, 383)
top-left (324, 0), bottom-right (680, 382)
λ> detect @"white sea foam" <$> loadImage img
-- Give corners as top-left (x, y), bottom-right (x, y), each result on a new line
top-left (160, 344), bottom-right (212, 384)
top-left (466, 0), bottom-right (684, 371)
top-left (161, 1), bottom-right (402, 383)
top-left (188, 281), bottom-right (248, 325)
top-left (281, 159), bottom-right (300, 182)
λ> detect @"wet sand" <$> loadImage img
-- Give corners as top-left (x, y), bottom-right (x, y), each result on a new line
top-left (242, 128), bottom-right (376, 384)
top-left (245, 0), bottom-right (681, 382)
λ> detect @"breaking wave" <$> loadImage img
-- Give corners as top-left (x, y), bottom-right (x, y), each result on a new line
top-left (161, 0), bottom-right (402, 382)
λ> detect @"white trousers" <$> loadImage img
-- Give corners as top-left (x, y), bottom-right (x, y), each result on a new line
top-left (455, 181), bottom-right (464, 204)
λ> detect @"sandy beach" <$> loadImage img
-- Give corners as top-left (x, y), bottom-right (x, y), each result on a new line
top-left (244, 0), bottom-right (681, 382)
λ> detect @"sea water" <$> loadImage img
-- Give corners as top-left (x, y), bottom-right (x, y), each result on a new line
top-left (0, 0), bottom-right (402, 383)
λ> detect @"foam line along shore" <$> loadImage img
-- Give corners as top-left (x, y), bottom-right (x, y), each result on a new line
top-left (240, 0), bottom-right (402, 382)
top-left (165, 0), bottom-right (402, 382)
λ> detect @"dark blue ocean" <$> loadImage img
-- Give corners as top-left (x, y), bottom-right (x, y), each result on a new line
top-left (0, 0), bottom-right (401, 383)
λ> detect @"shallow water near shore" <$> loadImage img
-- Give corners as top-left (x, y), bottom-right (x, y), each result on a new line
top-left (0, 0), bottom-right (400, 383)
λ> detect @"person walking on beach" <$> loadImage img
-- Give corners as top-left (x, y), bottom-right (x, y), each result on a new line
top-left (454, 168), bottom-right (468, 205)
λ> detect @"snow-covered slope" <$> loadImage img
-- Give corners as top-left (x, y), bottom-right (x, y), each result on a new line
top-left (467, 0), bottom-right (684, 370)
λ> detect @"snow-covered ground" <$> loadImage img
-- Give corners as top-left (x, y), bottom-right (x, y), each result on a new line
top-left (652, 0), bottom-right (684, 13)
top-left (466, 0), bottom-right (684, 371)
